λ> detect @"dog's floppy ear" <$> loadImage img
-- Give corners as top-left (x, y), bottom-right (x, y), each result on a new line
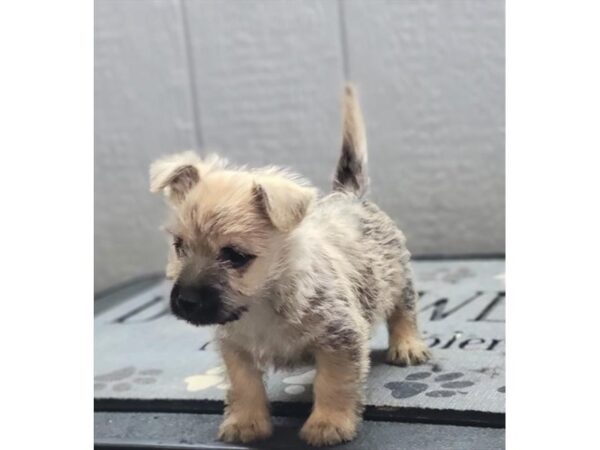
top-left (150, 151), bottom-right (202, 204)
top-left (253, 175), bottom-right (316, 232)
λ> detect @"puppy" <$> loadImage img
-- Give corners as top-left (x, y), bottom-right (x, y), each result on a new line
top-left (150, 84), bottom-right (430, 446)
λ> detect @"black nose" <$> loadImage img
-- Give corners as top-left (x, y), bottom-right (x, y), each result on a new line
top-left (171, 284), bottom-right (221, 321)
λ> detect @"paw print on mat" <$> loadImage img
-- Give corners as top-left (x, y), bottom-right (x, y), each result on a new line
top-left (384, 371), bottom-right (475, 399)
top-left (282, 369), bottom-right (316, 395)
top-left (95, 366), bottom-right (162, 392)
top-left (184, 366), bottom-right (229, 392)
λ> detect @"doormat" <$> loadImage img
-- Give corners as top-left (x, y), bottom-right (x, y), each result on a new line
top-left (95, 260), bottom-right (505, 426)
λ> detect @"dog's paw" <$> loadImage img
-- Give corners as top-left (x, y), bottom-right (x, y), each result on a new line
top-left (299, 415), bottom-right (357, 446)
top-left (386, 338), bottom-right (431, 366)
top-left (218, 414), bottom-right (272, 443)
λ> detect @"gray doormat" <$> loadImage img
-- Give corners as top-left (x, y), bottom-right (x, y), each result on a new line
top-left (96, 412), bottom-right (505, 450)
top-left (95, 260), bottom-right (505, 426)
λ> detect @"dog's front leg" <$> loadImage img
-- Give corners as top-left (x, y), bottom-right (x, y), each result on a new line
top-left (299, 348), bottom-right (366, 446)
top-left (218, 341), bottom-right (272, 443)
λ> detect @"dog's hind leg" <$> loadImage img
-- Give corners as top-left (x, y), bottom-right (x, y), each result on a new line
top-left (386, 277), bottom-right (431, 366)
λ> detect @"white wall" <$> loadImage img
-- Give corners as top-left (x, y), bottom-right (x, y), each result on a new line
top-left (95, 0), bottom-right (505, 292)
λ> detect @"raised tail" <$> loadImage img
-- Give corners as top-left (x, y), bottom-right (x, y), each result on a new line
top-left (332, 83), bottom-right (368, 197)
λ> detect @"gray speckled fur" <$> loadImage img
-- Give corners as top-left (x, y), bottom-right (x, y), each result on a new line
top-left (218, 192), bottom-right (418, 375)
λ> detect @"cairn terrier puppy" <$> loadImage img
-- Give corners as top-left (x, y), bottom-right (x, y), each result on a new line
top-left (150, 84), bottom-right (430, 446)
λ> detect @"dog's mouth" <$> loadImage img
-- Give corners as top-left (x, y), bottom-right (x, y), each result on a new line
top-left (216, 305), bottom-right (248, 325)
top-left (173, 305), bottom-right (248, 327)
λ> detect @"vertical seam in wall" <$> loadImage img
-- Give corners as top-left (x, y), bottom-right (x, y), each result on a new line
top-left (179, 0), bottom-right (203, 149)
top-left (337, 0), bottom-right (351, 80)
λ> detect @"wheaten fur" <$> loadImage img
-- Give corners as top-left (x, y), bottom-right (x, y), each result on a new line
top-left (150, 83), bottom-right (430, 446)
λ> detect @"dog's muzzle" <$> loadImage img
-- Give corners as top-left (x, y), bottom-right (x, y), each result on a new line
top-left (170, 283), bottom-right (245, 326)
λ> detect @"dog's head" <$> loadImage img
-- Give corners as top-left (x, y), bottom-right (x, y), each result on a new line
top-left (150, 152), bottom-right (316, 326)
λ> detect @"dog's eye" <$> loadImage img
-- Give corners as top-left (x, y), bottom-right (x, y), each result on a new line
top-left (173, 236), bottom-right (185, 257)
top-left (219, 246), bottom-right (255, 269)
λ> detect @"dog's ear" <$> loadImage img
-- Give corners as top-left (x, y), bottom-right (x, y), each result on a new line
top-left (150, 151), bottom-right (202, 204)
top-left (253, 175), bottom-right (316, 232)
